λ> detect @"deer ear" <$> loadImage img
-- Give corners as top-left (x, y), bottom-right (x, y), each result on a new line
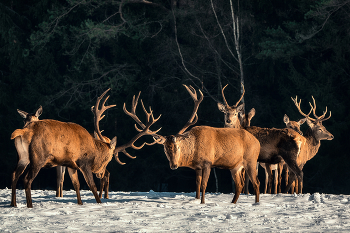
top-left (248, 108), bottom-right (255, 120)
top-left (237, 103), bottom-right (245, 113)
top-left (217, 102), bottom-right (226, 112)
top-left (298, 118), bottom-right (306, 125)
top-left (110, 136), bottom-right (117, 149)
top-left (17, 109), bottom-right (28, 119)
top-left (283, 114), bottom-right (290, 124)
top-left (35, 106), bottom-right (43, 118)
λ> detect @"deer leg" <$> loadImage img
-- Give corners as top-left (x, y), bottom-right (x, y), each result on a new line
top-left (11, 159), bottom-right (29, 207)
top-left (99, 169), bottom-right (110, 199)
top-left (11, 138), bottom-right (30, 207)
top-left (245, 162), bottom-right (260, 203)
top-left (230, 167), bottom-right (244, 204)
top-left (277, 163), bottom-right (283, 193)
top-left (266, 165), bottom-right (273, 194)
top-left (261, 164), bottom-right (268, 194)
top-left (273, 167), bottom-right (278, 194)
top-left (23, 164), bottom-right (43, 208)
top-left (104, 170), bottom-right (110, 199)
top-left (284, 164), bottom-right (289, 189)
top-left (56, 166), bottom-right (66, 197)
top-left (67, 168), bottom-right (82, 205)
top-left (79, 165), bottom-right (102, 204)
top-left (195, 169), bottom-right (202, 200)
top-left (200, 165), bottom-right (211, 204)
top-left (243, 171), bottom-right (250, 194)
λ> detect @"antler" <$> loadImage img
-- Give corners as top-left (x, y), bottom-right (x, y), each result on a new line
top-left (221, 83), bottom-right (245, 108)
top-left (114, 102), bottom-right (162, 164)
top-left (177, 85), bottom-right (204, 135)
top-left (291, 96), bottom-right (313, 118)
top-left (91, 89), bottom-right (116, 142)
top-left (309, 96), bottom-right (331, 123)
top-left (291, 96), bottom-right (331, 123)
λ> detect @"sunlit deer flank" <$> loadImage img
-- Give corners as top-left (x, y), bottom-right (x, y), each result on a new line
top-left (11, 89), bottom-right (160, 207)
top-left (126, 85), bottom-right (261, 204)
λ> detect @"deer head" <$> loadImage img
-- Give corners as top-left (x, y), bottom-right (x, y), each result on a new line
top-left (217, 83), bottom-right (245, 128)
top-left (283, 114), bottom-right (306, 135)
top-left (239, 108), bottom-right (255, 128)
top-left (91, 89), bottom-right (161, 166)
top-left (124, 85), bottom-right (203, 170)
top-left (291, 96), bottom-right (334, 141)
top-left (17, 106), bottom-right (43, 127)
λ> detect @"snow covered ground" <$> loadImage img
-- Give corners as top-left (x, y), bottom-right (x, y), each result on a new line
top-left (1, 188), bottom-right (350, 232)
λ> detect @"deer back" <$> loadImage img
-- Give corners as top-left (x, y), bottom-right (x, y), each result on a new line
top-left (11, 119), bottom-right (115, 176)
top-left (163, 126), bottom-right (260, 170)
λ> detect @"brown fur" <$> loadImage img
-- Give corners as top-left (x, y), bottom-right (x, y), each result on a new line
top-left (218, 105), bottom-right (305, 194)
top-left (11, 119), bottom-right (117, 208)
top-left (163, 125), bottom-right (261, 204)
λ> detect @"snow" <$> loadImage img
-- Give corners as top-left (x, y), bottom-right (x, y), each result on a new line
top-left (1, 188), bottom-right (350, 232)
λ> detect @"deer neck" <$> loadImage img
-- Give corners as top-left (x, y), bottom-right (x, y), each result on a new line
top-left (176, 134), bottom-right (196, 168)
top-left (303, 128), bottom-right (321, 161)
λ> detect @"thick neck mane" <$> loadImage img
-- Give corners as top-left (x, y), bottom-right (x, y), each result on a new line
top-left (303, 127), bottom-right (321, 161)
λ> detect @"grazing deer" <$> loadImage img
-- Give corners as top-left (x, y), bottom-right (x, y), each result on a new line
top-left (10, 89), bottom-right (160, 207)
top-left (126, 85), bottom-right (261, 204)
top-left (17, 106), bottom-right (111, 199)
top-left (218, 84), bottom-right (305, 194)
top-left (285, 96), bottom-right (334, 193)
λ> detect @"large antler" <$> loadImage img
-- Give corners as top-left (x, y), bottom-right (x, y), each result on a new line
top-left (91, 88), bottom-right (116, 143)
top-left (221, 83), bottom-right (245, 108)
top-left (309, 96), bottom-right (332, 123)
top-left (177, 85), bottom-right (204, 135)
top-left (114, 98), bottom-right (162, 165)
top-left (291, 96), bottom-right (331, 123)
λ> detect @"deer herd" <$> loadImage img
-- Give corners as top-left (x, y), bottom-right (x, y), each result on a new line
top-left (10, 85), bottom-right (333, 208)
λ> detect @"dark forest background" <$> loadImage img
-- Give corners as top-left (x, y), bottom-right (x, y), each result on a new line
top-left (1, 0), bottom-right (349, 195)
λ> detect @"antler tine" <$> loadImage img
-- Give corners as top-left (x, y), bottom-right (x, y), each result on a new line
top-left (178, 85), bottom-right (203, 135)
top-left (310, 96), bottom-right (331, 123)
top-left (123, 92), bottom-right (146, 129)
top-left (310, 96), bottom-right (319, 119)
top-left (291, 96), bottom-right (313, 118)
top-left (221, 84), bottom-right (229, 106)
top-left (92, 88), bottom-right (116, 142)
top-left (234, 83), bottom-right (245, 107)
top-left (113, 107), bottom-right (161, 161)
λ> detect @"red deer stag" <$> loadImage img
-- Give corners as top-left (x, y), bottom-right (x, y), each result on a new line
top-left (285, 96), bottom-right (334, 193)
top-left (218, 84), bottom-right (305, 194)
top-left (125, 85), bottom-right (261, 204)
top-left (17, 104), bottom-right (112, 199)
top-left (10, 89), bottom-right (160, 208)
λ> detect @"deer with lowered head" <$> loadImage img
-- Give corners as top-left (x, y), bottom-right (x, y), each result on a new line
top-left (284, 96), bottom-right (334, 193)
top-left (10, 89), bottom-right (160, 208)
top-left (16, 103), bottom-right (114, 200)
top-left (218, 84), bottom-right (305, 194)
top-left (125, 85), bottom-right (261, 204)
